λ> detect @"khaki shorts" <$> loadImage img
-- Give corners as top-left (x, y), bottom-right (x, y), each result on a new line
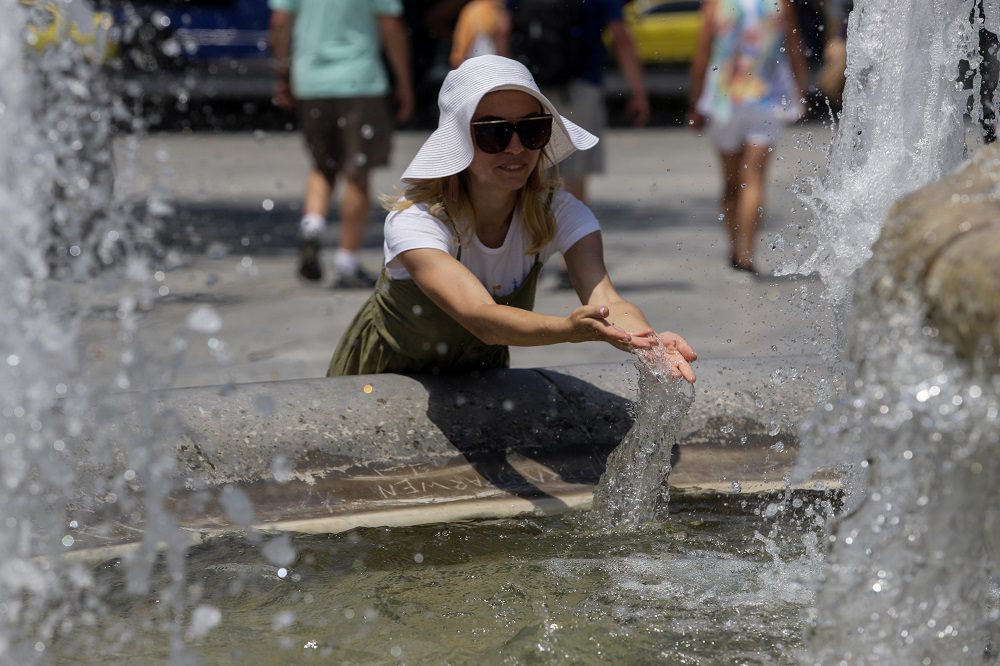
top-left (542, 80), bottom-right (606, 180)
top-left (298, 96), bottom-right (393, 178)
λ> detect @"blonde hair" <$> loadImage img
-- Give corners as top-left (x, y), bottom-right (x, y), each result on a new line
top-left (381, 154), bottom-right (561, 255)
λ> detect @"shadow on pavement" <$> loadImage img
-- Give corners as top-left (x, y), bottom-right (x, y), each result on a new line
top-left (418, 368), bottom-right (634, 510)
top-left (149, 199), bottom-right (385, 255)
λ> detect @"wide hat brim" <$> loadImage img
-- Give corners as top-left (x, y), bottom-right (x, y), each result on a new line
top-left (400, 59), bottom-right (598, 183)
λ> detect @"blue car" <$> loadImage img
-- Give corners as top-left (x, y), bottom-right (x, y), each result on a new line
top-left (106, 0), bottom-right (275, 103)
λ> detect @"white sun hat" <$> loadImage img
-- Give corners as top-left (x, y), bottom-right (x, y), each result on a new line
top-left (400, 54), bottom-right (599, 183)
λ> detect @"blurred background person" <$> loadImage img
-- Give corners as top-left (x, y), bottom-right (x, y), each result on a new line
top-left (450, 0), bottom-right (509, 66)
top-left (817, 0), bottom-right (851, 108)
top-left (270, 0), bottom-right (414, 288)
top-left (501, 0), bottom-right (649, 288)
top-left (404, 0), bottom-right (467, 125)
top-left (686, 0), bottom-right (808, 277)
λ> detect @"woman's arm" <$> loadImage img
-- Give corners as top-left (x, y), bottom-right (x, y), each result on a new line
top-left (686, 0), bottom-right (717, 130)
top-left (268, 9), bottom-right (295, 110)
top-left (397, 247), bottom-right (639, 349)
top-left (780, 0), bottom-right (810, 98)
top-left (564, 232), bottom-right (698, 382)
top-left (377, 15), bottom-right (415, 123)
top-left (607, 19), bottom-right (650, 127)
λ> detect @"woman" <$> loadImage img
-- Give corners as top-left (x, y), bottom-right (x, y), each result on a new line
top-left (687, 0), bottom-right (808, 275)
top-left (328, 55), bottom-right (696, 382)
top-left (449, 0), bottom-right (508, 67)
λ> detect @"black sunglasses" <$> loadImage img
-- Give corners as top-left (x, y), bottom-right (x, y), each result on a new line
top-left (470, 114), bottom-right (554, 153)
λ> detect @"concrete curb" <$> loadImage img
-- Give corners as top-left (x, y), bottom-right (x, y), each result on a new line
top-left (70, 356), bottom-right (842, 561)
top-left (90, 355), bottom-right (840, 487)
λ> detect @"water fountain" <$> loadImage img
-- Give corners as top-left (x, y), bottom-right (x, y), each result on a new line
top-left (0, 3), bottom-right (194, 660)
top-left (791, 0), bottom-right (1000, 661)
top-left (2, 0), bottom-right (998, 661)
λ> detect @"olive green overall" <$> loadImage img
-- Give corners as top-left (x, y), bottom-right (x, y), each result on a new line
top-left (327, 255), bottom-right (543, 376)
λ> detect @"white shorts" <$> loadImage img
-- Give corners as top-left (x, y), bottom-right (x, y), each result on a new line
top-left (707, 109), bottom-right (785, 154)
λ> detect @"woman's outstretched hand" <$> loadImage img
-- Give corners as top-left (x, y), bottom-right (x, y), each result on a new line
top-left (563, 309), bottom-right (697, 382)
top-left (631, 330), bottom-right (698, 383)
top-left (565, 305), bottom-right (646, 351)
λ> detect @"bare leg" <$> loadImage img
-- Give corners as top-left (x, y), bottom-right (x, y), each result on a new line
top-left (338, 173), bottom-right (369, 253)
top-left (732, 143), bottom-right (773, 268)
top-left (296, 168), bottom-right (336, 281)
top-left (719, 150), bottom-right (743, 263)
top-left (304, 167), bottom-right (335, 219)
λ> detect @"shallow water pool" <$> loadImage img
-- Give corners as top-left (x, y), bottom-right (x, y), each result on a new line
top-left (52, 492), bottom-right (833, 664)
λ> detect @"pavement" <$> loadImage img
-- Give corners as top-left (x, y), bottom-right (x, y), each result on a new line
top-left (87, 120), bottom-right (836, 390)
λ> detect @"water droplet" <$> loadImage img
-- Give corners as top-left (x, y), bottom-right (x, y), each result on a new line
top-left (256, 396), bottom-right (275, 416)
top-left (186, 305), bottom-right (222, 334)
top-left (272, 611), bottom-right (295, 631)
top-left (187, 605), bottom-right (222, 640)
top-left (262, 534), bottom-right (297, 567)
top-left (220, 485), bottom-right (255, 526)
top-left (271, 454), bottom-right (294, 483)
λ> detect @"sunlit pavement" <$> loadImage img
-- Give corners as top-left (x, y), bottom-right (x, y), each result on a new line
top-left (95, 122), bottom-right (836, 389)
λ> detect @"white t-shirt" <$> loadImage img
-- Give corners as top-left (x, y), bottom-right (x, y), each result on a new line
top-left (383, 190), bottom-right (600, 297)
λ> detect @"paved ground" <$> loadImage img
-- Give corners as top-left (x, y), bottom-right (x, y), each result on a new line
top-left (86, 121), bottom-right (836, 389)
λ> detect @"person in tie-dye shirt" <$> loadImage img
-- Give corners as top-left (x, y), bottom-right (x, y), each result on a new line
top-left (687, 0), bottom-right (808, 276)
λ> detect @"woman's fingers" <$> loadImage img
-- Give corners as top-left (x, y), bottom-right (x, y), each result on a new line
top-left (669, 349), bottom-right (697, 383)
top-left (638, 346), bottom-right (697, 384)
top-left (658, 331), bottom-right (698, 361)
top-left (571, 305), bottom-right (636, 346)
top-left (567, 313), bottom-right (695, 365)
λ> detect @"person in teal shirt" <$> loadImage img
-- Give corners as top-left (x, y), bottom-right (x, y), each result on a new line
top-left (269, 0), bottom-right (415, 287)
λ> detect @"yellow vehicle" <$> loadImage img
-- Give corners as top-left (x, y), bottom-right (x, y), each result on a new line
top-left (617, 0), bottom-right (703, 65)
top-left (20, 0), bottom-right (117, 63)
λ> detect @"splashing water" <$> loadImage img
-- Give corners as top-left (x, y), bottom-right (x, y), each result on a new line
top-left (591, 346), bottom-right (695, 527)
top-left (793, 0), bottom-right (985, 309)
top-left (788, 0), bottom-right (1000, 661)
top-left (802, 285), bottom-right (1000, 663)
top-left (1, 4), bottom-right (190, 661)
